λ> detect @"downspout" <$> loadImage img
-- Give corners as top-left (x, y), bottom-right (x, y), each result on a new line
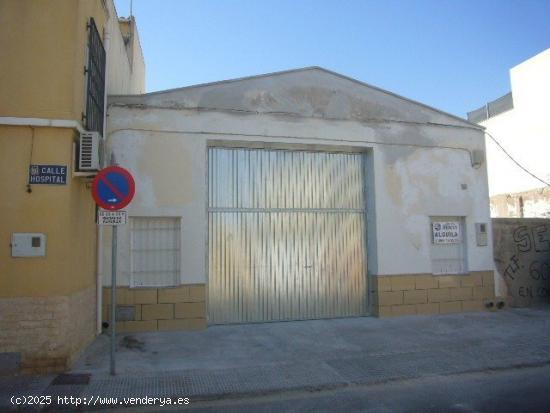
top-left (97, 21), bottom-right (111, 335)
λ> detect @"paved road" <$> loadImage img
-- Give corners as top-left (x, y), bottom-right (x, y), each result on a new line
top-left (3, 307), bottom-right (550, 412)
top-left (109, 365), bottom-right (550, 413)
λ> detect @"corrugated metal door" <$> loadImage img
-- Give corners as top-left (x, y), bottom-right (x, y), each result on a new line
top-left (208, 147), bottom-right (368, 324)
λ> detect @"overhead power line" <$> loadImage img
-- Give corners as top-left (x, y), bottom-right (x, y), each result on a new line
top-left (485, 131), bottom-right (550, 188)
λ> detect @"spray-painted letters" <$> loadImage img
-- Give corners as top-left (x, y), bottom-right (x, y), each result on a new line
top-left (494, 219), bottom-right (550, 307)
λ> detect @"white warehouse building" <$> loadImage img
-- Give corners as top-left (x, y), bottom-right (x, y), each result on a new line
top-left (101, 67), bottom-right (496, 332)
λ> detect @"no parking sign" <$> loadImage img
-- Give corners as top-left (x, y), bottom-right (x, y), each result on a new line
top-left (91, 166), bottom-right (135, 210)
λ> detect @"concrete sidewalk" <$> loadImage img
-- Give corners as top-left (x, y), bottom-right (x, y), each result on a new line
top-left (2, 306), bottom-right (550, 411)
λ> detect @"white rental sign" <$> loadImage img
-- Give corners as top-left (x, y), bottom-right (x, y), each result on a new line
top-left (98, 210), bottom-right (127, 226)
top-left (432, 221), bottom-right (461, 244)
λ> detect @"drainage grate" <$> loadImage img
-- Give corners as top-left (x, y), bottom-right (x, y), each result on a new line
top-left (51, 373), bottom-right (91, 386)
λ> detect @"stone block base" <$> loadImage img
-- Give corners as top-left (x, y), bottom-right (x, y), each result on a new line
top-left (0, 286), bottom-right (96, 375)
top-left (373, 271), bottom-right (496, 317)
top-left (102, 284), bottom-right (207, 332)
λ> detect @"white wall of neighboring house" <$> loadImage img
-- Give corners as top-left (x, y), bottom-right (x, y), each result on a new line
top-left (105, 0), bottom-right (146, 95)
top-left (475, 49), bottom-right (550, 217)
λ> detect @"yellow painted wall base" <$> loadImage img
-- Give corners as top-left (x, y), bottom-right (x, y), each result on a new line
top-left (372, 271), bottom-right (496, 317)
top-left (102, 284), bottom-right (207, 332)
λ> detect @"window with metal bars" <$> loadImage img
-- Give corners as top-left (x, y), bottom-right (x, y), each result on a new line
top-left (130, 217), bottom-right (181, 287)
top-left (85, 18), bottom-right (106, 135)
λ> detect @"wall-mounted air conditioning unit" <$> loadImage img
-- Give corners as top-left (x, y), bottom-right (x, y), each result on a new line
top-left (78, 131), bottom-right (101, 171)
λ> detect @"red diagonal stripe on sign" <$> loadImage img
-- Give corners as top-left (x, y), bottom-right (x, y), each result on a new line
top-left (99, 174), bottom-right (125, 200)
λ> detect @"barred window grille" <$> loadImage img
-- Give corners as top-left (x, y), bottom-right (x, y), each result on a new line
top-left (130, 217), bottom-right (181, 287)
top-left (430, 216), bottom-right (467, 275)
top-left (85, 18), bottom-right (106, 135)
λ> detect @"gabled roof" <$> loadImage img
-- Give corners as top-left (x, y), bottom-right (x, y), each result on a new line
top-left (109, 67), bottom-right (481, 129)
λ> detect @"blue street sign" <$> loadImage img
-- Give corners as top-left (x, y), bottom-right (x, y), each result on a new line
top-left (28, 165), bottom-right (67, 185)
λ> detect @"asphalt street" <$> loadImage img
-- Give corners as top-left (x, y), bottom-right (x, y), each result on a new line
top-left (3, 307), bottom-right (550, 412)
top-left (110, 364), bottom-right (550, 413)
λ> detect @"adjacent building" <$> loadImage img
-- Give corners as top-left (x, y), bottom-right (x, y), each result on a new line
top-left (0, 0), bottom-right (144, 374)
top-left (468, 48), bottom-right (550, 217)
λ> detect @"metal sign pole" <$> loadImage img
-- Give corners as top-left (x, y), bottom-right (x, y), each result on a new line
top-left (110, 225), bottom-right (117, 376)
top-left (91, 163), bottom-right (134, 377)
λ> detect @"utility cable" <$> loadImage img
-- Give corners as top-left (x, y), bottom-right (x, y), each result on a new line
top-left (485, 131), bottom-right (550, 188)
top-left (27, 127), bottom-right (35, 193)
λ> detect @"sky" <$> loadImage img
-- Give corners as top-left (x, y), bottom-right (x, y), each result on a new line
top-left (114, 0), bottom-right (550, 118)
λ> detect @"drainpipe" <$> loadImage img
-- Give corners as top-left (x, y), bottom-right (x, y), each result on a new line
top-left (97, 20), bottom-right (111, 335)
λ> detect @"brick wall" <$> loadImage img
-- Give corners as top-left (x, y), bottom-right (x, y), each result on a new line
top-left (66, 287), bottom-right (97, 366)
top-left (373, 271), bottom-right (495, 317)
top-left (102, 284), bottom-right (207, 332)
top-left (0, 286), bottom-right (96, 375)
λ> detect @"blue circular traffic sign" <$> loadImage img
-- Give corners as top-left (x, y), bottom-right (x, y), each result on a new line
top-left (92, 166), bottom-right (135, 210)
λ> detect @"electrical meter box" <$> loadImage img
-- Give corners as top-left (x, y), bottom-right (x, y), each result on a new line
top-left (475, 223), bottom-right (488, 246)
top-left (11, 233), bottom-right (46, 257)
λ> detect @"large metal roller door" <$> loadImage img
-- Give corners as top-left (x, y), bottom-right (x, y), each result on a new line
top-left (208, 147), bottom-right (368, 324)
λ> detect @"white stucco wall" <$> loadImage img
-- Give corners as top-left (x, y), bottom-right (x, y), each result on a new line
top-left (103, 69), bottom-right (493, 287)
top-left (105, 0), bottom-right (145, 95)
top-left (481, 48), bottom-right (550, 198)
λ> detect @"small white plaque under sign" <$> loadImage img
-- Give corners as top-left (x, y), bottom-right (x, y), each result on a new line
top-left (98, 210), bottom-right (127, 226)
top-left (432, 221), bottom-right (461, 244)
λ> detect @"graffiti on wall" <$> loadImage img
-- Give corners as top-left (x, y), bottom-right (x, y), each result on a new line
top-left (493, 220), bottom-right (550, 307)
